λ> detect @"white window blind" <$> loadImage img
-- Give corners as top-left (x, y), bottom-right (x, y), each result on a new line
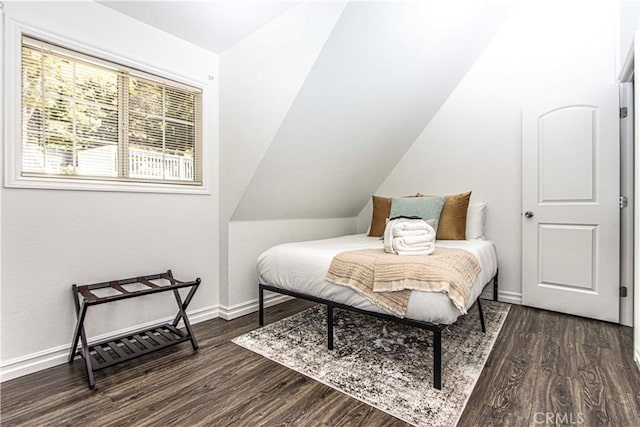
top-left (21, 36), bottom-right (202, 185)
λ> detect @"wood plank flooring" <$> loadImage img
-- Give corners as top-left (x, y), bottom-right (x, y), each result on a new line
top-left (2, 300), bottom-right (639, 426)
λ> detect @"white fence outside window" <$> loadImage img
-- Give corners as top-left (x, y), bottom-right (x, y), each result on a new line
top-left (24, 143), bottom-right (194, 181)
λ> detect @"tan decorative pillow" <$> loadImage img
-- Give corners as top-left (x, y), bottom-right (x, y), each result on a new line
top-left (368, 195), bottom-right (392, 237)
top-left (417, 191), bottom-right (471, 240)
top-left (367, 194), bottom-right (422, 237)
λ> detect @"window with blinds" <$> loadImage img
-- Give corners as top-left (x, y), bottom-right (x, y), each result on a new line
top-left (20, 36), bottom-right (202, 185)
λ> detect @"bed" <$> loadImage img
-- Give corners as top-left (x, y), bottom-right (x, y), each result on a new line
top-left (257, 233), bottom-right (498, 389)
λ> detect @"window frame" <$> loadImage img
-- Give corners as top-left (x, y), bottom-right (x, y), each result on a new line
top-left (4, 21), bottom-right (211, 195)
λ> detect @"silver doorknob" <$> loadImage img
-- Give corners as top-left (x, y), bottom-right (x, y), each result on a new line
top-left (524, 211), bottom-right (534, 219)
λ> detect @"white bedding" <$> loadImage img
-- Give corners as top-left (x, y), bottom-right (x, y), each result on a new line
top-left (257, 234), bottom-right (498, 325)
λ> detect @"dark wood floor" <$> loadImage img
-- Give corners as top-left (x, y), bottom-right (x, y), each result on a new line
top-left (2, 300), bottom-right (639, 426)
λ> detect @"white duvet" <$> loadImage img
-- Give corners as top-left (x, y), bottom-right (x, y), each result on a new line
top-left (257, 234), bottom-right (498, 325)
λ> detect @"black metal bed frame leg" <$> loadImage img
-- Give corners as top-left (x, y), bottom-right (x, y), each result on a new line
top-left (327, 304), bottom-right (334, 350)
top-left (258, 285), bottom-right (264, 326)
top-left (477, 298), bottom-right (486, 333)
top-left (433, 329), bottom-right (442, 390)
top-left (259, 282), bottom-right (451, 390)
top-left (493, 268), bottom-right (499, 301)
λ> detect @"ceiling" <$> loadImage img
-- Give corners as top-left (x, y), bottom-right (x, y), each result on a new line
top-left (99, 1), bottom-right (300, 53)
top-left (232, 0), bottom-right (510, 220)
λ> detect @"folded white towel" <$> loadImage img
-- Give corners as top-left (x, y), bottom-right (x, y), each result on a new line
top-left (384, 218), bottom-right (436, 255)
top-left (393, 234), bottom-right (433, 246)
top-left (392, 219), bottom-right (431, 232)
top-left (392, 238), bottom-right (435, 255)
top-left (393, 229), bottom-right (429, 237)
top-left (384, 223), bottom-right (395, 254)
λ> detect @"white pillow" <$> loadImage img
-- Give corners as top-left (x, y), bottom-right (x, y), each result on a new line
top-left (466, 201), bottom-right (487, 240)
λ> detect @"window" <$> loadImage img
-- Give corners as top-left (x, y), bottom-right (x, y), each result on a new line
top-left (20, 36), bottom-right (203, 186)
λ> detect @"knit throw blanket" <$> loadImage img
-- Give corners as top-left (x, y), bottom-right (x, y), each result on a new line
top-left (325, 248), bottom-right (481, 318)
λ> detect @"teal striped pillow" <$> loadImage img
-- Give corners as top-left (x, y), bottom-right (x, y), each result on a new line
top-left (390, 196), bottom-right (446, 232)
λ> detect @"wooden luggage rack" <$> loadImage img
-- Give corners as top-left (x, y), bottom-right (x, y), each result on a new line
top-left (68, 270), bottom-right (201, 389)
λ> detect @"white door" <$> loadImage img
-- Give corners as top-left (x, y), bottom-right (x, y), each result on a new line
top-left (522, 86), bottom-right (620, 322)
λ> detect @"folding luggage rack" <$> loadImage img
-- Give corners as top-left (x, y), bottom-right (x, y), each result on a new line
top-left (68, 270), bottom-right (201, 389)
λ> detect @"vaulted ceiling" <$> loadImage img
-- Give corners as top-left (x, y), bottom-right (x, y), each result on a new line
top-left (101, 0), bottom-right (512, 222)
top-left (231, 1), bottom-right (511, 220)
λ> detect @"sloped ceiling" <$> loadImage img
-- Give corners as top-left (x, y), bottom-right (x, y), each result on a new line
top-left (220, 2), bottom-right (347, 223)
top-left (232, 1), bottom-right (510, 220)
top-left (99, 1), bottom-right (299, 53)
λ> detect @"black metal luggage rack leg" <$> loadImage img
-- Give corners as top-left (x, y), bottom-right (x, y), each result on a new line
top-left (68, 270), bottom-right (201, 389)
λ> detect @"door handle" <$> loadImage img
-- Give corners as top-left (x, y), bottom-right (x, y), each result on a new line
top-left (524, 211), bottom-right (534, 219)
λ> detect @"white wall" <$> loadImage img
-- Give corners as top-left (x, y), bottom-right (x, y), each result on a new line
top-left (1, 2), bottom-right (219, 380)
top-left (634, 31), bottom-right (640, 371)
top-left (218, 2), bottom-right (346, 307)
top-left (0, 4), bottom-right (4, 376)
top-left (220, 1), bottom-right (346, 221)
top-left (358, 0), bottom-right (617, 304)
top-left (233, 1), bottom-right (510, 221)
top-left (225, 217), bottom-right (356, 316)
top-left (220, 1), bottom-right (509, 315)
top-left (619, 0), bottom-right (640, 72)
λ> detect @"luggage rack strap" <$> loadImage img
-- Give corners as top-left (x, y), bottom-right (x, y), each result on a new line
top-left (73, 270), bottom-right (200, 305)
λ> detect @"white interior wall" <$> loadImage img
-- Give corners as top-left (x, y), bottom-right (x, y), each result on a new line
top-left (635, 31), bottom-right (640, 371)
top-left (358, 0), bottom-right (617, 304)
top-left (233, 1), bottom-right (510, 221)
top-left (0, 2), bottom-right (219, 380)
top-left (0, 4), bottom-right (4, 373)
top-left (620, 0), bottom-right (640, 70)
top-left (218, 2), bottom-right (346, 308)
top-left (226, 217), bottom-right (356, 314)
top-left (220, 1), bottom-right (509, 315)
top-left (220, 2), bottom-right (346, 224)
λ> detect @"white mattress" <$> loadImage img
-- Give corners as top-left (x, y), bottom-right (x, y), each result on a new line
top-left (257, 234), bottom-right (498, 325)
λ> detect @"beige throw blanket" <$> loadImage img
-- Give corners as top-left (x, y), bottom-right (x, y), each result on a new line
top-left (325, 248), bottom-right (481, 318)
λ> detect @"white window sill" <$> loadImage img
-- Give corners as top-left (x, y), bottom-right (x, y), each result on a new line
top-left (5, 176), bottom-right (211, 195)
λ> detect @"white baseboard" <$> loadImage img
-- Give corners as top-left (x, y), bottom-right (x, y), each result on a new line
top-left (218, 293), bottom-right (294, 321)
top-left (0, 293), bottom-right (297, 383)
top-left (0, 304), bottom-right (219, 383)
top-left (635, 348), bottom-right (640, 373)
top-left (480, 287), bottom-right (522, 305)
top-left (184, 304), bottom-right (220, 325)
top-left (0, 344), bottom-right (71, 384)
top-left (496, 290), bottom-right (522, 304)
top-left (4, 286), bottom-right (520, 383)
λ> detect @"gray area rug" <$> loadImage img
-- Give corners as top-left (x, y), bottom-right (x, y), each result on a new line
top-left (233, 300), bottom-right (510, 426)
